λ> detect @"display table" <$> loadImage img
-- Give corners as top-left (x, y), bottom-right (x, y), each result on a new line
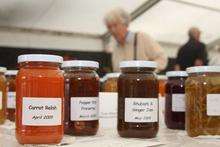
top-left (1, 121), bottom-right (220, 147)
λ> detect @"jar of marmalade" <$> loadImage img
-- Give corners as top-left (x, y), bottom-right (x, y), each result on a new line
top-left (63, 60), bottom-right (99, 136)
top-left (165, 71), bottom-right (188, 130)
top-left (118, 60), bottom-right (159, 138)
top-left (16, 54), bottom-right (64, 144)
top-left (0, 67), bottom-right (7, 124)
top-left (186, 66), bottom-right (220, 137)
top-left (102, 73), bottom-right (120, 92)
top-left (6, 70), bottom-right (18, 122)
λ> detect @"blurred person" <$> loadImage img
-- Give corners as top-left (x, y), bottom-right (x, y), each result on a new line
top-left (104, 8), bottom-right (167, 72)
top-left (175, 27), bottom-right (208, 70)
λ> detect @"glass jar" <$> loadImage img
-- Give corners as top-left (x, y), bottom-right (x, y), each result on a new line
top-left (186, 66), bottom-right (220, 137)
top-left (0, 67), bottom-right (7, 124)
top-left (100, 73), bottom-right (120, 129)
top-left (158, 75), bottom-right (167, 97)
top-left (6, 70), bottom-right (18, 122)
top-left (63, 60), bottom-right (99, 136)
top-left (118, 60), bottom-right (159, 138)
top-left (165, 71), bottom-right (188, 130)
top-left (102, 73), bottom-right (120, 92)
top-left (16, 54), bottom-right (64, 144)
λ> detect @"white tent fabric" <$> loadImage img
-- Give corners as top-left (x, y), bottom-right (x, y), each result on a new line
top-left (0, 0), bottom-right (146, 34)
top-left (130, 0), bottom-right (220, 44)
top-left (0, 0), bottom-right (220, 45)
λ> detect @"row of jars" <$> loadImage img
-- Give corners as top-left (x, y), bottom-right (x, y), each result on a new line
top-left (0, 69), bottom-right (17, 124)
top-left (1, 54), bottom-right (220, 144)
top-left (165, 67), bottom-right (220, 137)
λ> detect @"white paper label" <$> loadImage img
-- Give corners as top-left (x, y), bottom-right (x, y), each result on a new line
top-left (99, 92), bottom-right (117, 118)
top-left (125, 98), bottom-right (158, 123)
top-left (22, 97), bottom-right (62, 126)
top-left (207, 94), bottom-right (220, 116)
top-left (172, 94), bottom-right (185, 112)
top-left (71, 97), bottom-right (99, 121)
top-left (0, 91), bottom-right (2, 110)
top-left (99, 92), bottom-right (118, 129)
top-left (7, 92), bottom-right (16, 109)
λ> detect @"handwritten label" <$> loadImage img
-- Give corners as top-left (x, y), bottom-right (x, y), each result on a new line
top-left (99, 92), bottom-right (117, 129)
top-left (0, 91), bottom-right (2, 110)
top-left (125, 98), bottom-right (158, 123)
top-left (99, 92), bottom-right (117, 118)
top-left (7, 92), bottom-right (16, 109)
top-left (22, 97), bottom-right (62, 126)
top-left (172, 94), bottom-right (185, 112)
top-left (71, 97), bottom-right (99, 121)
top-left (207, 94), bottom-right (220, 116)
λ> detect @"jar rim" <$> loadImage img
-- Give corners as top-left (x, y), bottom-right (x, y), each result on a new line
top-left (166, 71), bottom-right (188, 77)
top-left (17, 54), bottom-right (63, 64)
top-left (186, 66), bottom-right (220, 73)
top-left (0, 67), bottom-right (7, 74)
top-left (158, 75), bottom-right (168, 80)
top-left (6, 70), bottom-right (18, 76)
top-left (105, 73), bottom-right (121, 79)
top-left (119, 60), bottom-right (157, 68)
top-left (62, 60), bottom-right (99, 69)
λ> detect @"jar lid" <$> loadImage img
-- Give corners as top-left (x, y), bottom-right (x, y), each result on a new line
top-left (100, 77), bottom-right (106, 83)
top-left (158, 75), bottom-right (168, 80)
top-left (105, 73), bottom-right (121, 79)
top-left (187, 66), bottom-right (220, 73)
top-left (62, 60), bottom-right (99, 68)
top-left (119, 60), bottom-right (157, 68)
top-left (6, 70), bottom-right (18, 75)
top-left (0, 67), bottom-right (7, 73)
top-left (18, 54), bottom-right (63, 64)
top-left (166, 71), bottom-right (188, 77)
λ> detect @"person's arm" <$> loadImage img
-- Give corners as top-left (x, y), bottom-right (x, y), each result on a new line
top-left (140, 33), bottom-right (168, 71)
top-left (175, 47), bottom-right (183, 71)
top-left (105, 37), bottom-right (114, 53)
top-left (194, 43), bottom-right (208, 66)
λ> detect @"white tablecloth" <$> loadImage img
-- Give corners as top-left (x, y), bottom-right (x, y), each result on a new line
top-left (1, 121), bottom-right (220, 147)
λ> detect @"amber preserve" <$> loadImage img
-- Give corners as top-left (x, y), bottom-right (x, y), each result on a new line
top-left (0, 67), bottom-right (7, 125)
top-left (118, 60), bottom-right (159, 138)
top-left (63, 60), bottom-right (99, 136)
top-left (16, 54), bottom-right (64, 144)
top-left (186, 66), bottom-right (220, 137)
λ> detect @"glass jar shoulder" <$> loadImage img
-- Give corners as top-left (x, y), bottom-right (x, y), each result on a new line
top-left (119, 72), bottom-right (157, 82)
top-left (0, 74), bottom-right (7, 88)
top-left (186, 74), bottom-right (220, 90)
top-left (17, 68), bottom-right (63, 79)
top-left (103, 78), bottom-right (118, 92)
top-left (7, 77), bottom-right (16, 90)
top-left (166, 78), bottom-right (186, 91)
top-left (64, 70), bottom-right (99, 81)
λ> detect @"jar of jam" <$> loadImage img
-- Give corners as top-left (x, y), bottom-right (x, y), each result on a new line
top-left (6, 70), bottom-right (18, 122)
top-left (0, 67), bottom-right (7, 124)
top-left (102, 73), bottom-right (120, 92)
top-left (186, 66), bottom-right (220, 137)
top-left (63, 60), bottom-right (99, 136)
top-left (16, 54), bottom-right (64, 144)
top-left (100, 73), bottom-right (120, 129)
top-left (165, 71), bottom-right (188, 130)
top-left (118, 60), bottom-right (159, 138)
